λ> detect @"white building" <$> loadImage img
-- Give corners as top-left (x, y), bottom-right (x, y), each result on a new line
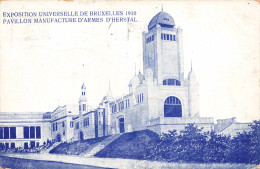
top-left (106, 10), bottom-right (214, 135)
top-left (51, 104), bottom-right (78, 142)
top-left (215, 117), bottom-right (252, 137)
top-left (0, 10), bottom-right (252, 147)
top-left (0, 112), bottom-right (51, 149)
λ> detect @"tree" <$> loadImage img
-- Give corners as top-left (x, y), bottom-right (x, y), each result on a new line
top-left (177, 123), bottom-right (208, 162)
top-left (204, 131), bottom-right (231, 163)
top-left (248, 120), bottom-right (260, 164)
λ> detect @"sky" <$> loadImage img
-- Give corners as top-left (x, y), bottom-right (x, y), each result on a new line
top-left (0, 1), bottom-right (259, 122)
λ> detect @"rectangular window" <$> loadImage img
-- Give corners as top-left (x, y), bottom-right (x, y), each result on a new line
top-left (76, 122), bottom-right (79, 129)
top-left (164, 34), bottom-right (166, 40)
top-left (62, 121), bottom-right (65, 127)
top-left (36, 142), bottom-right (40, 147)
top-left (167, 34), bottom-right (169, 40)
top-left (4, 127), bottom-right (9, 139)
top-left (30, 141), bottom-right (35, 148)
top-left (10, 127), bottom-right (16, 139)
top-left (79, 105), bottom-right (81, 111)
top-left (170, 35), bottom-right (172, 41)
top-left (161, 33), bottom-right (163, 40)
top-left (152, 35), bottom-right (154, 41)
top-left (83, 104), bottom-right (86, 111)
top-left (70, 122), bottom-right (74, 128)
top-left (174, 35), bottom-right (176, 41)
top-left (142, 93), bottom-right (144, 102)
top-left (24, 127), bottom-right (29, 139)
top-left (56, 122), bottom-right (58, 131)
top-left (30, 126), bottom-right (35, 139)
top-left (36, 126), bottom-right (41, 139)
top-left (11, 143), bottom-right (15, 149)
top-left (0, 127), bottom-right (3, 139)
top-left (83, 118), bottom-right (86, 127)
top-left (52, 123), bottom-right (55, 131)
top-left (24, 142), bottom-right (28, 149)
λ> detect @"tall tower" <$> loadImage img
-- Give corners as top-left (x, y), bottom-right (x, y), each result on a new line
top-left (142, 10), bottom-right (184, 85)
top-left (79, 83), bottom-right (88, 116)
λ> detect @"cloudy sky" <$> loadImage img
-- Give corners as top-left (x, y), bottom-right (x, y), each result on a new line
top-left (0, 1), bottom-right (259, 122)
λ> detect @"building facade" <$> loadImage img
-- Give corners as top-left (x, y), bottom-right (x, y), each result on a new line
top-left (0, 10), bottom-right (252, 148)
top-left (0, 112), bottom-right (51, 149)
top-left (106, 10), bottom-right (214, 135)
top-left (51, 104), bottom-right (78, 142)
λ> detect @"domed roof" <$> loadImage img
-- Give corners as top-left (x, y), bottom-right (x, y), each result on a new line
top-left (137, 71), bottom-right (145, 84)
top-left (148, 11), bottom-right (175, 30)
top-left (81, 83), bottom-right (86, 90)
top-left (188, 70), bottom-right (196, 80)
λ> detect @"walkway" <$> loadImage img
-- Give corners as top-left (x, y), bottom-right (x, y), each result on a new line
top-left (0, 153), bottom-right (257, 169)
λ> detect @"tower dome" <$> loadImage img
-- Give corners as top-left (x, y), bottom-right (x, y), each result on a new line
top-left (188, 70), bottom-right (196, 80)
top-left (148, 11), bottom-right (175, 30)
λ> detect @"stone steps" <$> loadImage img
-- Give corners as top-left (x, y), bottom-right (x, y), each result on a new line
top-left (82, 133), bottom-right (122, 157)
top-left (41, 142), bottom-right (61, 154)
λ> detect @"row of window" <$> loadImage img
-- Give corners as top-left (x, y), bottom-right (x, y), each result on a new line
top-left (161, 33), bottom-right (176, 41)
top-left (146, 35), bottom-right (154, 43)
top-left (137, 93), bottom-right (144, 103)
top-left (79, 104), bottom-right (87, 111)
top-left (111, 99), bottom-right (130, 113)
top-left (52, 121), bottom-right (66, 132)
top-left (0, 126), bottom-right (41, 139)
top-left (163, 79), bottom-right (181, 86)
top-left (24, 126), bottom-right (41, 139)
top-left (111, 104), bottom-right (117, 113)
top-left (0, 127), bottom-right (16, 139)
top-left (0, 141), bottom-right (40, 150)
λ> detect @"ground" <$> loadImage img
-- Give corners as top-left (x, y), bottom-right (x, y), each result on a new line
top-left (0, 153), bottom-right (257, 169)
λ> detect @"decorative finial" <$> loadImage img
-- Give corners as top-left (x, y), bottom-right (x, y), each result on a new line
top-left (161, 4), bottom-right (163, 12)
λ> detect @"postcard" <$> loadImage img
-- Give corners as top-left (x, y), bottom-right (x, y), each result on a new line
top-left (0, 1), bottom-right (259, 168)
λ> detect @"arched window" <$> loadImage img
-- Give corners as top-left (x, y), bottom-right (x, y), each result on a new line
top-left (163, 79), bottom-right (181, 86)
top-left (164, 96), bottom-right (182, 117)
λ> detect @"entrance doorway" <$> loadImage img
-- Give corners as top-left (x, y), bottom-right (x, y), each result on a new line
top-left (119, 118), bottom-right (125, 133)
top-left (56, 134), bottom-right (61, 142)
top-left (79, 131), bottom-right (84, 141)
top-left (164, 96), bottom-right (182, 117)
